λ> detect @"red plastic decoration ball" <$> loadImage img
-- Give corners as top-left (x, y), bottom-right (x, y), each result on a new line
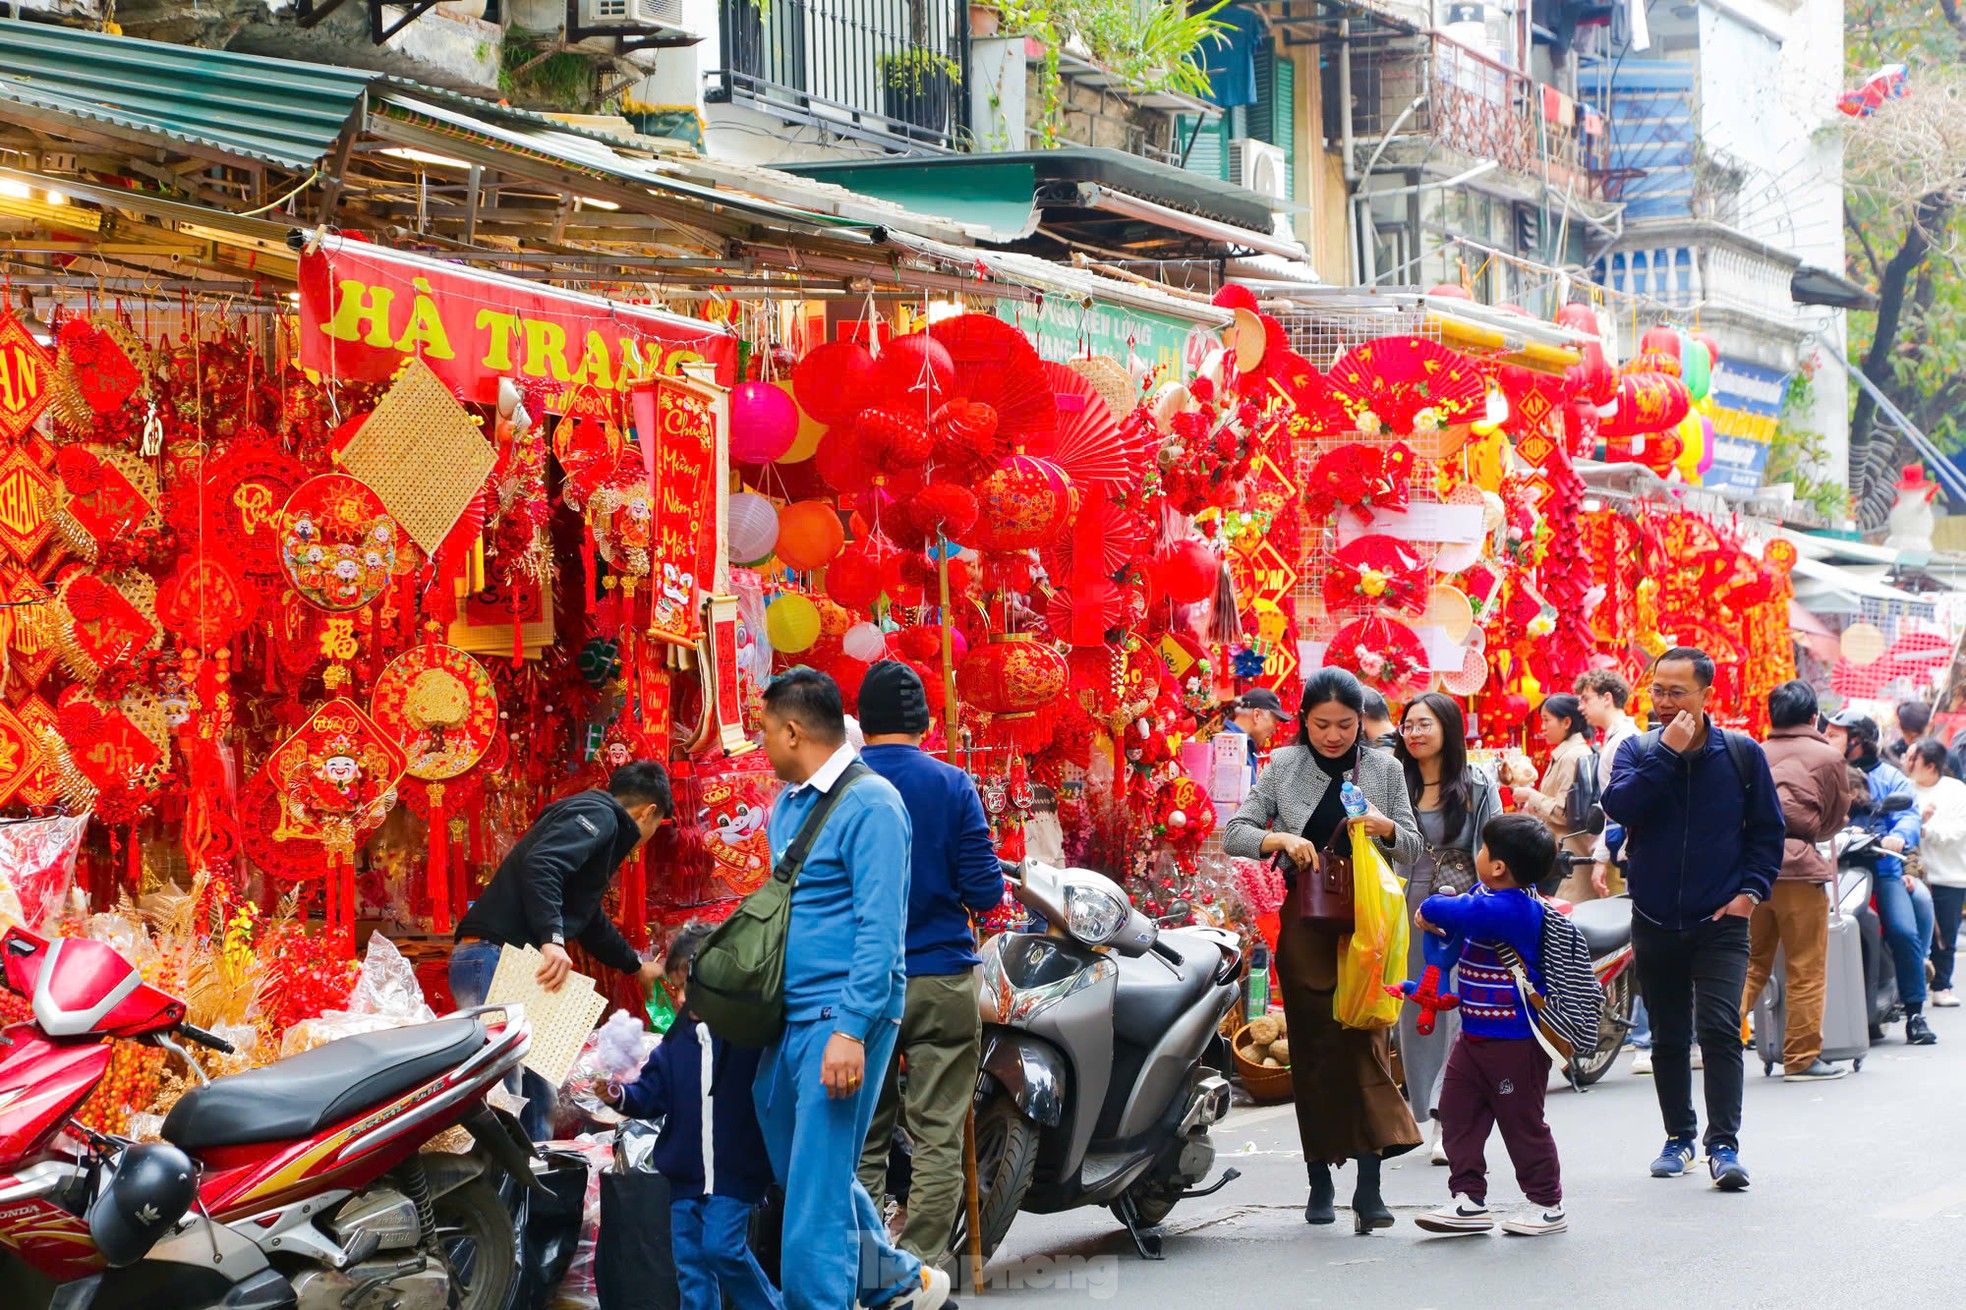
top-left (730, 381), bottom-right (800, 464)
top-left (1154, 540), bottom-right (1217, 605)
top-left (775, 500), bottom-right (845, 571)
top-left (794, 341), bottom-right (879, 423)
top-left (1427, 283), bottom-right (1471, 300)
top-left (814, 424), bottom-right (878, 495)
top-left (825, 548), bottom-right (883, 610)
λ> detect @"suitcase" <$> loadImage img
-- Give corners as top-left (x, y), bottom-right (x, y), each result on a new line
top-left (1753, 886), bottom-right (1872, 1076)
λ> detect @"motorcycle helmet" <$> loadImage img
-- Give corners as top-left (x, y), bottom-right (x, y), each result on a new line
top-left (1826, 708), bottom-right (1880, 751)
top-left (88, 1141), bottom-right (197, 1266)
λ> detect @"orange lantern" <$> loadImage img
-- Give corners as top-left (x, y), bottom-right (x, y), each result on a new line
top-left (775, 500), bottom-right (845, 570)
top-left (971, 453), bottom-right (1072, 551)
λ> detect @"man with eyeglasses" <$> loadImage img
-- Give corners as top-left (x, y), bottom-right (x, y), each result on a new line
top-left (1602, 648), bottom-right (1786, 1193)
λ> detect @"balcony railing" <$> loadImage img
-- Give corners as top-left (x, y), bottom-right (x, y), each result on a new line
top-left (707, 0), bottom-right (967, 154)
top-left (1352, 34), bottom-right (1609, 198)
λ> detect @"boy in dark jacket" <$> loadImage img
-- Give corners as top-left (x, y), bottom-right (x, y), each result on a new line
top-left (1413, 814), bottom-right (1566, 1239)
top-left (598, 924), bottom-right (783, 1310)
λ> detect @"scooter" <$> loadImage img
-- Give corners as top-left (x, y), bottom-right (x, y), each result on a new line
top-left (961, 858), bottom-right (1243, 1264)
top-left (0, 925), bottom-right (538, 1310)
top-left (1834, 799), bottom-right (1910, 1038)
top-left (1551, 878), bottom-right (1639, 1088)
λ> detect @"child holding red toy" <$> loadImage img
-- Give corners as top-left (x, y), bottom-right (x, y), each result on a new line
top-left (1411, 813), bottom-right (1567, 1238)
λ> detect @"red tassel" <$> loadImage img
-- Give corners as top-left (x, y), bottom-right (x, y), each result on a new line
top-left (583, 527), bottom-right (599, 615)
top-left (428, 793), bottom-right (450, 934)
top-left (450, 817), bottom-right (469, 915)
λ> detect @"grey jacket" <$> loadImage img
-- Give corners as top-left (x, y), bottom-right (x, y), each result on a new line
top-left (1223, 743), bottom-right (1423, 869)
top-left (1403, 763), bottom-right (1503, 896)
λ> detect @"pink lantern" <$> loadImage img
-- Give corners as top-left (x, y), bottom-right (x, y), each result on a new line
top-left (1698, 415), bottom-right (1717, 477)
top-left (730, 381), bottom-right (800, 464)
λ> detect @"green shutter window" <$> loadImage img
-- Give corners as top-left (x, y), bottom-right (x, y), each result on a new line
top-left (1178, 113), bottom-right (1228, 181)
top-left (1251, 43), bottom-right (1274, 144)
top-left (1273, 52), bottom-right (1295, 201)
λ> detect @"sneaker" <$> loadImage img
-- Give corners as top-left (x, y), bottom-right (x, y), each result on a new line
top-left (1908, 1013), bottom-right (1939, 1045)
top-left (1429, 1120), bottom-right (1448, 1166)
top-left (1415, 1194), bottom-right (1494, 1234)
top-left (1783, 1058), bottom-right (1848, 1082)
top-left (1935, 990), bottom-right (1961, 1008)
top-left (1631, 1048), bottom-right (1653, 1076)
top-left (861, 1265), bottom-right (952, 1310)
top-left (1500, 1203), bottom-right (1568, 1236)
top-left (1650, 1137), bottom-right (1696, 1178)
top-left (1709, 1145), bottom-right (1750, 1191)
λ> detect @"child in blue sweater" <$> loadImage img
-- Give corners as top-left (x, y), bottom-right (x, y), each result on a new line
top-left (598, 924), bottom-right (783, 1310)
top-left (1412, 814), bottom-right (1567, 1238)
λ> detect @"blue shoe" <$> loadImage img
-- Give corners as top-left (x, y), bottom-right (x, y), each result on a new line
top-left (1649, 1137), bottom-right (1695, 1178)
top-left (1710, 1145), bottom-right (1750, 1191)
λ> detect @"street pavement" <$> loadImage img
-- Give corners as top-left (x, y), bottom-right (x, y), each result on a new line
top-left (978, 1007), bottom-right (1966, 1307)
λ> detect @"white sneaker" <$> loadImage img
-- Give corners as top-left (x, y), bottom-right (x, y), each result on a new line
top-left (1501, 1203), bottom-right (1568, 1236)
top-left (1414, 1194), bottom-right (1494, 1234)
top-left (859, 1265), bottom-right (951, 1310)
top-left (1631, 1048), bottom-right (1653, 1076)
top-left (1429, 1120), bottom-right (1449, 1166)
top-left (1934, 989), bottom-right (1960, 1009)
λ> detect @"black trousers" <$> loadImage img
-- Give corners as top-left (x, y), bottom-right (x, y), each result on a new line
top-left (1631, 913), bottom-right (1751, 1151)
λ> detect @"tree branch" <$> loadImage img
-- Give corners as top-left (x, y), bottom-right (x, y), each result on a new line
top-left (1847, 201), bottom-right (1883, 284)
top-left (1851, 190), bottom-right (1951, 483)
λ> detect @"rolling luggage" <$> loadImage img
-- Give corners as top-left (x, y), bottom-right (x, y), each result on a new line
top-left (1753, 883), bottom-right (1872, 1075)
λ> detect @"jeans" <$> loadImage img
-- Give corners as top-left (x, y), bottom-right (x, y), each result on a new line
top-left (856, 973), bottom-right (982, 1261)
top-left (1439, 1036), bottom-right (1560, 1207)
top-left (1628, 996), bottom-right (1652, 1050)
top-left (1873, 873), bottom-right (1935, 1007)
top-left (1928, 884), bottom-right (1966, 993)
top-left (449, 940), bottom-right (553, 1141)
top-left (672, 1194), bottom-right (784, 1310)
top-left (756, 1018), bottom-right (920, 1310)
top-left (1632, 913), bottom-right (1751, 1151)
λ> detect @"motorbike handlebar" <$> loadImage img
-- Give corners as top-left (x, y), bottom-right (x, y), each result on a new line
top-left (177, 1021), bottom-right (236, 1055)
top-left (999, 859), bottom-right (1020, 878)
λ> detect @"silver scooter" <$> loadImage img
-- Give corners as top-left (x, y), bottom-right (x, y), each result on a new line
top-left (959, 858), bottom-right (1244, 1264)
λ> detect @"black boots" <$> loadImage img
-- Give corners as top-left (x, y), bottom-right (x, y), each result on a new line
top-left (1306, 1157), bottom-right (1395, 1231)
top-left (1304, 1161), bottom-right (1335, 1224)
top-left (1352, 1154), bottom-right (1395, 1234)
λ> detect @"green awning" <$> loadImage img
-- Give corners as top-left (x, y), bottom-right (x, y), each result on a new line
top-left (0, 19), bottom-right (375, 170)
top-left (773, 158), bottom-right (1042, 240)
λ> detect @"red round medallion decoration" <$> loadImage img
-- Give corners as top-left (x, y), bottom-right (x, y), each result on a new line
top-left (970, 454), bottom-right (1072, 552)
top-left (370, 644), bottom-right (500, 781)
top-left (156, 556), bottom-right (258, 652)
top-left (279, 473), bottom-right (402, 612)
top-left (170, 437), bottom-right (308, 578)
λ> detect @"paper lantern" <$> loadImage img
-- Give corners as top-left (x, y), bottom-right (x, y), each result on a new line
top-left (843, 622), bottom-right (887, 662)
top-left (1597, 373), bottom-right (1690, 438)
top-left (779, 384), bottom-right (826, 463)
top-left (766, 593), bottom-right (821, 653)
top-left (825, 548), bottom-right (884, 610)
top-left (730, 381), bottom-right (800, 464)
top-left (855, 407), bottom-right (934, 473)
top-left (957, 633), bottom-right (1069, 719)
top-left (1640, 326), bottom-right (1683, 362)
top-left (970, 454), bottom-right (1072, 552)
top-left (814, 425), bottom-right (877, 495)
top-left (728, 492), bottom-right (780, 565)
top-left (1154, 540), bottom-right (1217, 605)
top-left (1697, 414), bottom-right (1717, 477)
top-left (1673, 412), bottom-right (1707, 482)
top-left (793, 341), bottom-right (879, 422)
top-left (1677, 329), bottom-right (1711, 402)
top-left (775, 500), bottom-right (845, 571)
top-left (874, 333), bottom-right (955, 410)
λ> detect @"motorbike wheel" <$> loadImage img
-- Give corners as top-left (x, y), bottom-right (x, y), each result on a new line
top-left (948, 1095), bottom-right (1039, 1267)
top-left (1571, 968), bottom-right (1634, 1087)
top-left (432, 1177), bottom-right (518, 1310)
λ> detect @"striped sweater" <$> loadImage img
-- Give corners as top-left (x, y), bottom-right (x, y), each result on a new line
top-left (1419, 886), bottom-right (1545, 1041)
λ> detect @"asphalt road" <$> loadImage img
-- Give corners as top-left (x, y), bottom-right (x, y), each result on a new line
top-left (976, 1009), bottom-right (1966, 1308)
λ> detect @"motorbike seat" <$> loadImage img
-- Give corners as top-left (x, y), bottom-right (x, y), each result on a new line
top-left (1110, 933), bottom-right (1219, 1050)
top-left (162, 1017), bottom-right (487, 1153)
top-left (1567, 898), bottom-right (1632, 957)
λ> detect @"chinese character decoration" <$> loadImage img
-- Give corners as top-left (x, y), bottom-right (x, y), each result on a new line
top-left (370, 642), bottom-right (499, 933)
top-left (0, 310), bottom-right (54, 444)
top-left (261, 698), bottom-right (409, 945)
top-left (632, 374), bottom-right (719, 651)
top-left (51, 316), bottom-right (147, 429)
top-left (50, 570), bottom-right (160, 692)
top-left (44, 445), bottom-right (160, 567)
top-left (156, 557), bottom-right (258, 654)
top-left (168, 435), bottom-right (308, 581)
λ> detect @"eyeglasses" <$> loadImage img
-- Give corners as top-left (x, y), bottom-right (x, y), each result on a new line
top-left (1400, 718), bottom-right (1438, 734)
top-left (1651, 684), bottom-right (1703, 702)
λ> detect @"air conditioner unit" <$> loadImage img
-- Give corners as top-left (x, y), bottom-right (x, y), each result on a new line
top-left (577, 0), bottom-right (690, 33)
top-left (1227, 137), bottom-right (1294, 241)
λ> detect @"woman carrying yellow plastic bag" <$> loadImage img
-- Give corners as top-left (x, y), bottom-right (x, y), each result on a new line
top-left (1336, 817), bottom-right (1410, 1029)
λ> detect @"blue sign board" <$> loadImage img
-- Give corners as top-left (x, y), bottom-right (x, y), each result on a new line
top-left (1703, 359), bottom-right (1788, 495)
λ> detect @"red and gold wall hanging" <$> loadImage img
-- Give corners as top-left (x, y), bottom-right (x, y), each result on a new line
top-left (278, 473), bottom-right (402, 613)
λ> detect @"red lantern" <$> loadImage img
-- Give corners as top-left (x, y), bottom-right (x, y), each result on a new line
top-left (873, 333), bottom-right (955, 411)
top-left (775, 500), bottom-right (845, 571)
top-left (1640, 326), bottom-right (1683, 361)
top-left (957, 634), bottom-right (1069, 721)
top-left (855, 407), bottom-right (934, 473)
top-left (1153, 540), bottom-right (1217, 605)
top-left (825, 548), bottom-right (883, 610)
top-left (970, 454), bottom-right (1072, 552)
top-left (794, 341), bottom-right (879, 423)
top-left (1597, 374), bottom-right (1690, 438)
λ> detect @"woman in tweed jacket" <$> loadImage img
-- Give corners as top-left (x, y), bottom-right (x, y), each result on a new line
top-left (1224, 668), bottom-right (1423, 1233)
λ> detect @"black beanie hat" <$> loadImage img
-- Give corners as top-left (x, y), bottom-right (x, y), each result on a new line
top-left (859, 661), bottom-right (931, 737)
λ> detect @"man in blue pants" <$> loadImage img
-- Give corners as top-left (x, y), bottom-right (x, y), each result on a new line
top-left (753, 668), bottom-right (951, 1310)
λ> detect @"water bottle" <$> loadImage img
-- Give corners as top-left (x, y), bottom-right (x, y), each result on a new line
top-left (1340, 780), bottom-right (1368, 820)
top-left (1245, 942), bottom-right (1271, 1021)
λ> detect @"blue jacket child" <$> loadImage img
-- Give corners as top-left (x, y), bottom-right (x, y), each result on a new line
top-left (609, 980), bottom-right (783, 1310)
top-left (1416, 886), bottom-right (1546, 1040)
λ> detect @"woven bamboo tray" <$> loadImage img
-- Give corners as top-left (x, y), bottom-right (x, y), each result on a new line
top-left (1231, 1022), bottom-right (1294, 1103)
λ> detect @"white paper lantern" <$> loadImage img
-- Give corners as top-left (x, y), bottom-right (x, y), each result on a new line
top-left (843, 622), bottom-right (888, 663)
top-left (728, 492), bottom-right (779, 565)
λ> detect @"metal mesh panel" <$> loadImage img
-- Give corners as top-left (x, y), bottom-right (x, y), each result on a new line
top-left (1269, 304), bottom-right (1436, 371)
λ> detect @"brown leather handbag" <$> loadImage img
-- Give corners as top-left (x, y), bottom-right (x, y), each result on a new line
top-left (1299, 827), bottom-right (1356, 924)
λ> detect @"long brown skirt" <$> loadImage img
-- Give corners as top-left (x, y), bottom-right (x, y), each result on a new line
top-left (1276, 885), bottom-right (1423, 1165)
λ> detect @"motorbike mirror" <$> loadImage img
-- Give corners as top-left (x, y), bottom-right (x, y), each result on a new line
top-left (1880, 793), bottom-right (1914, 813)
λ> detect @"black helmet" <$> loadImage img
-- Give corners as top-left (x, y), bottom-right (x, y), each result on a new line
top-left (88, 1141), bottom-right (196, 1266)
top-left (1827, 708), bottom-right (1880, 750)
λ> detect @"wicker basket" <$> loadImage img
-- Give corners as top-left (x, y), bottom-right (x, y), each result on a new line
top-left (1231, 1022), bottom-right (1295, 1104)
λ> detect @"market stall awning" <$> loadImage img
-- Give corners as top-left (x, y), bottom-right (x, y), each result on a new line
top-left (1788, 555), bottom-right (1934, 617)
top-left (0, 19), bottom-right (375, 170)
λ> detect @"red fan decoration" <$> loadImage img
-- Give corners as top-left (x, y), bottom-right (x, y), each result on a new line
top-left (1326, 615), bottom-right (1430, 698)
top-left (1273, 354), bottom-right (1355, 435)
top-left (928, 315), bottom-right (1057, 450)
top-left (1303, 442), bottom-right (1415, 526)
top-left (1324, 534), bottom-right (1428, 616)
top-left (1328, 336), bottom-right (1488, 433)
top-left (1040, 494), bottom-right (1147, 578)
top-left (1045, 577), bottom-right (1125, 643)
top-left (1040, 361), bottom-right (1146, 492)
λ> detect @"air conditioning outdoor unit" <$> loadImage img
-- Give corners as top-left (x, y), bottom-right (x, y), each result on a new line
top-left (1227, 137), bottom-right (1295, 241)
top-left (576, 0), bottom-right (690, 33)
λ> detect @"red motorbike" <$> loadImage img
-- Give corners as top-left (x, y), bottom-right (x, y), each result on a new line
top-left (0, 925), bottom-right (536, 1310)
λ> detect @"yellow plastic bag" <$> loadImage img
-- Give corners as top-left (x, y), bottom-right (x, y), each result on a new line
top-left (1334, 821), bottom-right (1410, 1030)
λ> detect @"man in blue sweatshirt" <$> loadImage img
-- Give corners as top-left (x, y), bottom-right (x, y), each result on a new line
top-left (854, 662), bottom-right (1003, 1261)
top-left (1602, 648), bottom-right (1785, 1192)
top-left (751, 668), bottom-right (950, 1310)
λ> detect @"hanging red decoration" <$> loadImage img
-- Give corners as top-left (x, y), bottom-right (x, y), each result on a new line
top-left (813, 424), bottom-right (879, 495)
top-left (1326, 615), bottom-right (1430, 698)
top-left (1327, 336), bottom-right (1487, 432)
top-left (1303, 442), bottom-right (1415, 525)
top-left (170, 437), bottom-right (309, 578)
top-left (928, 314), bottom-right (1058, 449)
top-left (928, 399), bottom-right (1003, 477)
top-left (1152, 540), bottom-right (1217, 605)
top-left (1598, 373), bottom-right (1691, 438)
top-left (0, 310), bottom-right (55, 444)
top-left (1324, 534), bottom-right (1428, 616)
top-left (873, 333), bottom-right (955, 412)
top-left (854, 407), bottom-right (934, 473)
top-left (957, 634), bottom-right (1069, 744)
top-left (971, 453), bottom-right (1072, 552)
top-left (156, 557), bottom-right (257, 652)
top-left (824, 547), bottom-right (885, 610)
top-left (793, 340), bottom-right (879, 423)
top-left (1041, 361), bottom-right (1145, 492)
top-left (279, 473), bottom-right (402, 613)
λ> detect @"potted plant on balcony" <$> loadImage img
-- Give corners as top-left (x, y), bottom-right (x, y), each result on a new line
top-left (970, 2), bottom-right (1002, 36)
top-left (880, 48), bottom-right (962, 139)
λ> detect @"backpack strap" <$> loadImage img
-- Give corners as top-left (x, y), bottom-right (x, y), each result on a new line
top-left (1640, 726), bottom-right (1757, 807)
top-left (771, 761), bottom-right (871, 887)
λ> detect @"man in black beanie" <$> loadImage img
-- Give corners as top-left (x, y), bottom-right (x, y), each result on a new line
top-left (853, 661), bottom-right (1004, 1261)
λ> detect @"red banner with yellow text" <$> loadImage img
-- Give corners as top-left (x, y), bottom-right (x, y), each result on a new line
top-left (298, 239), bottom-right (737, 407)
